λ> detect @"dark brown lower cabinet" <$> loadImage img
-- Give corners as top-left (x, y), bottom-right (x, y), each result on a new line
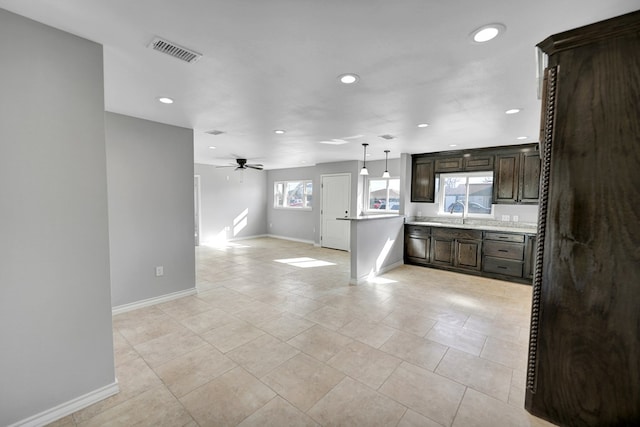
top-left (405, 225), bottom-right (532, 283)
top-left (430, 228), bottom-right (482, 273)
top-left (404, 226), bottom-right (430, 264)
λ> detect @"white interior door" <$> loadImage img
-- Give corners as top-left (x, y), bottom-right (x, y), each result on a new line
top-left (321, 174), bottom-right (351, 251)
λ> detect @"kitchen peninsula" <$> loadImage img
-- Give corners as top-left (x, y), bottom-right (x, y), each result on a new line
top-left (339, 214), bottom-right (405, 285)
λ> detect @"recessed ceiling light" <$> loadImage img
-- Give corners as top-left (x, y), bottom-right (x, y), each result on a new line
top-left (505, 108), bottom-right (521, 114)
top-left (338, 73), bottom-right (359, 84)
top-left (517, 136), bottom-right (528, 140)
top-left (157, 97), bottom-right (174, 104)
top-left (208, 146), bottom-right (216, 149)
top-left (417, 123), bottom-right (429, 128)
top-left (274, 129), bottom-right (286, 134)
top-left (471, 24), bottom-right (506, 43)
top-left (449, 144), bottom-right (458, 147)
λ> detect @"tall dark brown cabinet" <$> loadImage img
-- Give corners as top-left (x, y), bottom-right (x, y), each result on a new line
top-left (526, 11), bottom-right (640, 426)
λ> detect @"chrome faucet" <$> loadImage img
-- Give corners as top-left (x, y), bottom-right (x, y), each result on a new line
top-left (449, 200), bottom-right (465, 214)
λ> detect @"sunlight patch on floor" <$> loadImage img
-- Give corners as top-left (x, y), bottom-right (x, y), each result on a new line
top-left (274, 257), bottom-right (337, 268)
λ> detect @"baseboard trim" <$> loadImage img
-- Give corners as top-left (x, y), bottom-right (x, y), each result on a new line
top-left (227, 234), bottom-right (269, 242)
top-left (349, 260), bottom-right (404, 285)
top-left (112, 288), bottom-right (197, 315)
top-left (9, 381), bottom-right (119, 427)
top-left (267, 234), bottom-right (315, 245)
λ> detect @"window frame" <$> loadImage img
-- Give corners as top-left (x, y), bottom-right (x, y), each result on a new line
top-left (273, 180), bottom-right (313, 210)
top-left (437, 171), bottom-right (494, 218)
top-left (365, 176), bottom-right (401, 213)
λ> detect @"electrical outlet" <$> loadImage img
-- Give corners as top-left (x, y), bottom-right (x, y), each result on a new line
top-left (501, 215), bottom-right (510, 221)
top-left (155, 266), bottom-right (164, 277)
top-left (513, 215), bottom-right (519, 222)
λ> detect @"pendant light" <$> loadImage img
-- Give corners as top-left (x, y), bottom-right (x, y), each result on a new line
top-left (382, 150), bottom-right (391, 178)
top-left (360, 143), bottom-right (369, 175)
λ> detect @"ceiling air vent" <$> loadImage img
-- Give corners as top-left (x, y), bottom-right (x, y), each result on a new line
top-left (206, 130), bottom-right (225, 135)
top-left (379, 134), bottom-right (396, 140)
top-left (148, 37), bottom-right (202, 64)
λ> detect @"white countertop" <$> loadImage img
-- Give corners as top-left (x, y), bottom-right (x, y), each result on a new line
top-left (405, 220), bottom-right (537, 234)
top-left (338, 214), bottom-right (404, 221)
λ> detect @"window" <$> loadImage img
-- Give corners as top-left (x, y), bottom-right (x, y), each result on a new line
top-left (367, 178), bottom-right (400, 212)
top-left (438, 172), bottom-right (493, 216)
top-left (274, 180), bottom-right (313, 209)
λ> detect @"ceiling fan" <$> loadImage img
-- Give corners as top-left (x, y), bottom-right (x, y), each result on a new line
top-left (217, 158), bottom-right (264, 171)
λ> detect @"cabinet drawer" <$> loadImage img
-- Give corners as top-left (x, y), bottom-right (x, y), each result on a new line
top-left (484, 232), bottom-right (525, 243)
top-left (484, 241), bottom-right (524, 260)
top-left (433, 227), bottom-right (482, 241)
top-left (434, 157), bottom-right (463, 172)
top-left (405, 225), bottom-right (430, 237)
top-left (483, 256), bottom-right (523, 277)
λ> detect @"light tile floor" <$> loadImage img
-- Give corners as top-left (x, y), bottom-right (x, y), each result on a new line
top-left (50, 237), bottom-right (556, 427)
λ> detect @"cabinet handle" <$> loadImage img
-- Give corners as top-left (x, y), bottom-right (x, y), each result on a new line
top-left (498, 236), bottom-right (509, 239)
top-left (498, 266), bottom-right (508, 269)
top-left (498, 249), bottom-right (509, 252)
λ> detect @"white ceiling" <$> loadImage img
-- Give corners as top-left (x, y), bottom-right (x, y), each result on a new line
top-left (1, 1), bottom-right (638, 169)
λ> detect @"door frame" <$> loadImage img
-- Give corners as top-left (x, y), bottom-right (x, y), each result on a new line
top-left (320, 173), bottom-right (351, 250)
top-left (194, 175), bottom-right (201, 246)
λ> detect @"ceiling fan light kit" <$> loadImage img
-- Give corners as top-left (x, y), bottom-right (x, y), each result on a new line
top-left (217, 158), bottom-right (264, 171)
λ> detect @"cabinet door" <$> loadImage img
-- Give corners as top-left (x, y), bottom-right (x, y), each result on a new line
top-left (430, 237), bottom-right (454, 266)
top-left (493, 154), bottom-right (520, 203)
top-left (524, 234), bottom-right (537, 279)
top-left (519, 151), bottom-right (541, 203)
top-left (411, 157), bottom-right (435, 202)
top-left (434, 157), bottom-right (463, 173)
top-left (406, 236), bottom-right (429, 263)
top-left (455, 239), bottom-right (482, 271)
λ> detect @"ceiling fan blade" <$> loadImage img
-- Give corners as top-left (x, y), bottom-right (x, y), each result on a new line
top-left (215, 164), bottom-right (236, 168)
top-left (245, 164), bottom-right (263, 170)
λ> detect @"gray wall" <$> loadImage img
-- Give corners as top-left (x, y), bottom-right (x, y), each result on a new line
top-left (106, 112), bottom-right (196, 307)
top-left (194, 163), bottom-right (268, 244)
top-left (0, 9), bottom-right (115, 425)
top-left (267, 166), bottom-right (317, 242)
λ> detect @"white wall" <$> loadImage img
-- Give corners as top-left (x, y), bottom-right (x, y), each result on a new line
top-left (0, 9), bottom-right (115, 425)
top-left (105, 112), bottom-right (196, 308)
top-left (194, 163), bottom-right (268, 244)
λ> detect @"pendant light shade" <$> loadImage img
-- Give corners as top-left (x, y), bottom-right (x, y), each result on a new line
top-left (382, 150), bottom-right (391, 178)
top-left (360, 143), bottom-right (369, 175)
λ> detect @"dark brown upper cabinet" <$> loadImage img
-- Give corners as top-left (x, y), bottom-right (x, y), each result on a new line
top-left (493, 148), bottom-right (540, 204)
top-left (411, 144), bottom-right (538, 204)
top-left (434, 157), bottom-right (463, 173)
top-left (434, 154), bottom-right (494, 173)
top-left (410, 156), bottom-right (435, 202)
